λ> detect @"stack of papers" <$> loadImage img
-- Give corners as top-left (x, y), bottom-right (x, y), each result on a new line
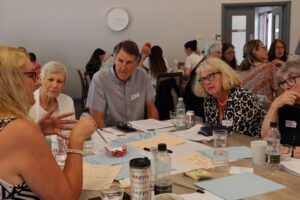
top-left (129, 119), bottom-right (173, 132)
top-left (195, 172), bottom-right (285, 199)
top-left (199, 146), bottom-right (252, 161)
top-left (280, 158), bottom-right (300, 177)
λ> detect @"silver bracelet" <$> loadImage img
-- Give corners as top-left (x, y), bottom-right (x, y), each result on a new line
top-left (67, 148), bottom-right (84, 156)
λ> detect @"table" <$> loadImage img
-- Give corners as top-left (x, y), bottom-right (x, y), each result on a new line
top-left (80, 133), bottom-right (300, 200)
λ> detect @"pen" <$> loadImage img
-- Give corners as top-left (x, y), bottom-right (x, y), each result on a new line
top-left (143, 147), bottom-right (173, 153)
top-left (95, 129), bottom-right (108, 144)
top-left (173, 182), bottom-right (205, 194)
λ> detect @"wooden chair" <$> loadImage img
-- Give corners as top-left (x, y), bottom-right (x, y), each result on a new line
top-left (77, 69), bottom-right (89, 110)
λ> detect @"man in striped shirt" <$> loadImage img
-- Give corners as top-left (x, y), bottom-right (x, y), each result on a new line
top-left (86, 40), bottom-right (159, 128)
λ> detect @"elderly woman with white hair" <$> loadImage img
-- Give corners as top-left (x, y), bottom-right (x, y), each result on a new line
top-left (261, 59), bottom-right (300, 157)
top-left (193, 58), bottom-right (265, 136)
top-left (29, 61), bottom-right (75, 123)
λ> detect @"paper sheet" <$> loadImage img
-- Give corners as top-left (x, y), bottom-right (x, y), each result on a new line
top-left (129, 119), bottom-right (173, 132)
top-left (127, 133), bottom-right (185, 150)
top-left (195, 172), bottom-right (285, 200)
top-left (84, 147), bottom-right (144, 166)
top-left (102, 127), bottom-right (127, 136)
top-left (229, 166), bottom-right (254, 174)
top-left (82, 163), bottom-right (122, 190)
top-left (175, 152), bottom-right (214, 169)
top-left (199, 146), bottom-right (252, 161)
top-left (280, 158), bottom-right (300, 176)
top-left (172, 124), bottom-right (213, 142)
top-left (180, 191), bottom-right (223, 200)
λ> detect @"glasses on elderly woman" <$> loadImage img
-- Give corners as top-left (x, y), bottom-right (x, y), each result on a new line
top-left (22, 71), bottom-right (37, 81)
top-left (278, 75), bottom-right (300, 89)
top-left (198, 71), bottom-right (221, 83)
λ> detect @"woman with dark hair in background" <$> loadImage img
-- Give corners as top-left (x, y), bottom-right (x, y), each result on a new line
top-left (183, 40), bottom-right (203, 81)
top-left (268, 39), bottom-right (288, 68)
top-left (85, 48), bottom-right (106, 79)
top-left (238, 40), bottom-right (280, 103)
top-left (144, 45), bottom-right (168, 86)
top-left (222, 43), bottom-right (238, 70)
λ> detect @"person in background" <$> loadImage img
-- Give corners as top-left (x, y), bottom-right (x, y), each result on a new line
top-left (29, 61), bottom-right (75, 124)
top-left (86, 40), bottom-right (159, 128)
top-left (268, 39), bottom-right (288, 68)
top-left (138, 42), bottom-right (152, 67)
top-left (102, 45), bottom-right (118, 69)
top-left (222, 43), bottom-right (237, 70)
top-left (193, 58), bottom-right (265, 137)
top-left (85, 48), bottom-right (106, 79)
top-left (183, 40), bottom-right (203, 81)
top-left (261, 59), bottom-right (300, 158)
top-left (183, 41), bottom-right (222, 121)
top-left (143, 45), bottom-right (168, 86)
top-left (0, 46), bottom-right (96, 199)
top-left (238, 40), bottom-right (280, 103)
top-left (29, 52), bottom-right (42, 80)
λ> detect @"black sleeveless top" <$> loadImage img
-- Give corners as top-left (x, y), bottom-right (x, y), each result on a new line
top-left (0, 116), bottom-right (40, 199)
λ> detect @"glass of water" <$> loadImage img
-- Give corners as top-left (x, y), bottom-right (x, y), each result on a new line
top-left (100, 183), bottom-right (124, 200)
top-left (280, 144), bottom-right (293, 162)
top-left (213, 129), bottom-right (228, 148)
top-left (213, 149), bottom-right (229, 167)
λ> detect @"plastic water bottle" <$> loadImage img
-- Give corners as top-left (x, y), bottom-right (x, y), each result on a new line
top-left (265, 122), bottom-right (281, 170)
top-left (154, 143), bottom-right (172, 195)
top-left (176, 97), bottom-right (186, 130)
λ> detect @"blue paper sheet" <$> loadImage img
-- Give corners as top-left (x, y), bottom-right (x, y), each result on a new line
top-left (84, 147), bottom-right (144, 166)
top-left (199, 146), bottom-right (252, 161)
top-left (195, 172), bottom-right (285, 200)
top-left (115, 163), bottom-right (130, 180)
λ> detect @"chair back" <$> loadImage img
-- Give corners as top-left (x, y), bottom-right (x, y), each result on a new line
top-left (156, 72), bottom-right (183, 95)
top-left (77, 69), bottom-right (89, 110)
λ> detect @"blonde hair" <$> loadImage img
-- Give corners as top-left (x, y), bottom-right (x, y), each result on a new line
top-left (0, 46), bottom-right (31, 118)
top-left (41, 61), bottom-right (67, 81)
top-left (193, 58), bottom-right (241, 98)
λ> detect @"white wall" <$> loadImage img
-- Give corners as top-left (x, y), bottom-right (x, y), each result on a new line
top-left (0, 0), bottom-right (298, 98)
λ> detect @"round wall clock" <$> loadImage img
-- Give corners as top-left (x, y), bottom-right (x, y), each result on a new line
top-left (106, 7), bottom-right (129, 31)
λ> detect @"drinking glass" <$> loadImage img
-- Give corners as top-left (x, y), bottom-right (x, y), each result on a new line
top-left (169, 110), bottom-right (178, 128)
top-left (213, 149), bottom-right (229, 167)
top-left (280, 144), bottom-right (293, 162)
top-left (55, 137), bottom-right (67, 166)
top-left (83, 139), bottom-right (94, 156)
top-left (213, 129), bottom-right (228, 148)
top-left (100, 184), bottom-right (124, 200)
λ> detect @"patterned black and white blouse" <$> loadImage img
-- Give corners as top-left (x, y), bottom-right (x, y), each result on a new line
top-left (204, 86), bottom-right (266, 137)
top-left (0, 116), bottom-right (40, 200)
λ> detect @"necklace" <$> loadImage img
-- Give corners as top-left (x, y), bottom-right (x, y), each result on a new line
top-left (217, 98), bottom-right (227, 107)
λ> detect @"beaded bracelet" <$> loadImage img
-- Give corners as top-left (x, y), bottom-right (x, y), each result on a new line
top-left (67, 149), bottom-right (84, 156)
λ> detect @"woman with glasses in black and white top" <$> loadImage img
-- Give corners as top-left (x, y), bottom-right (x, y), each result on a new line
top-left (193, 58), bottom-right (265, 137)
top-left (262, 59), bottom-right (300, 158)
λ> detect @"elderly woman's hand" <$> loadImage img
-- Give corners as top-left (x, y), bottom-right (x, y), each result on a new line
top-left (271, 90), bottom-right (300, 109)
top-left (38, 109), bottom-right (77, 139)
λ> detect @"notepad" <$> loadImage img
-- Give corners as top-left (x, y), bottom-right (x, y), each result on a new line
top-left (195, 172), bottom-right (285, 200)
top-left (199, 146), bottom-right (252, 161)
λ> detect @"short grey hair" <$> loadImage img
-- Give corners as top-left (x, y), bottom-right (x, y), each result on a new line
top-left (277, 59), bottom-right (300, 78)
top-left (203, 41), bottom-right (222, 56)
top-left (41, 61), bottom-right (67, 81)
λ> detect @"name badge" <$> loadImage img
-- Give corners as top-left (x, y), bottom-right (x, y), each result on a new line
top-left (222, 119), bottom-right (233, 127)
top-left (285, 120), bottom-right (297, 128)
top-left (131, 93), bottom-right (140, 101)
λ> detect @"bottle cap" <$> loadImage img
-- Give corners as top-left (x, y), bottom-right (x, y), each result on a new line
top-left (158, 143), bottom-right (167, 151)
top-left (270, 122), bottom-right (277, 127)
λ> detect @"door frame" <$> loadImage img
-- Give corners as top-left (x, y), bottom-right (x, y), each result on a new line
top-left (221, 1), bottom-right (291, 49)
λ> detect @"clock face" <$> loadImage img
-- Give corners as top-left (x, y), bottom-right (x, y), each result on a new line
top-left (106, 7), bottom-right (129, 31)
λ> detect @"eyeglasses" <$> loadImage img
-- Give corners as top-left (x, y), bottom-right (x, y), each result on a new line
top-left (198, 71), bottom-right (221, 83)
top-left (278, 75), bottom-right (300, 89)
top-left (22, 71), bottom-right (37, 81)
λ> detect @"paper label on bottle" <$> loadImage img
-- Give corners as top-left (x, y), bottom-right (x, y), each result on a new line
top-left (285, 120), bottom-right (297, 128)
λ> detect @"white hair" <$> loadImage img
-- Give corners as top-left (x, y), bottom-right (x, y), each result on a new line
top-left (41, 61), bottom-right (67, 80)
